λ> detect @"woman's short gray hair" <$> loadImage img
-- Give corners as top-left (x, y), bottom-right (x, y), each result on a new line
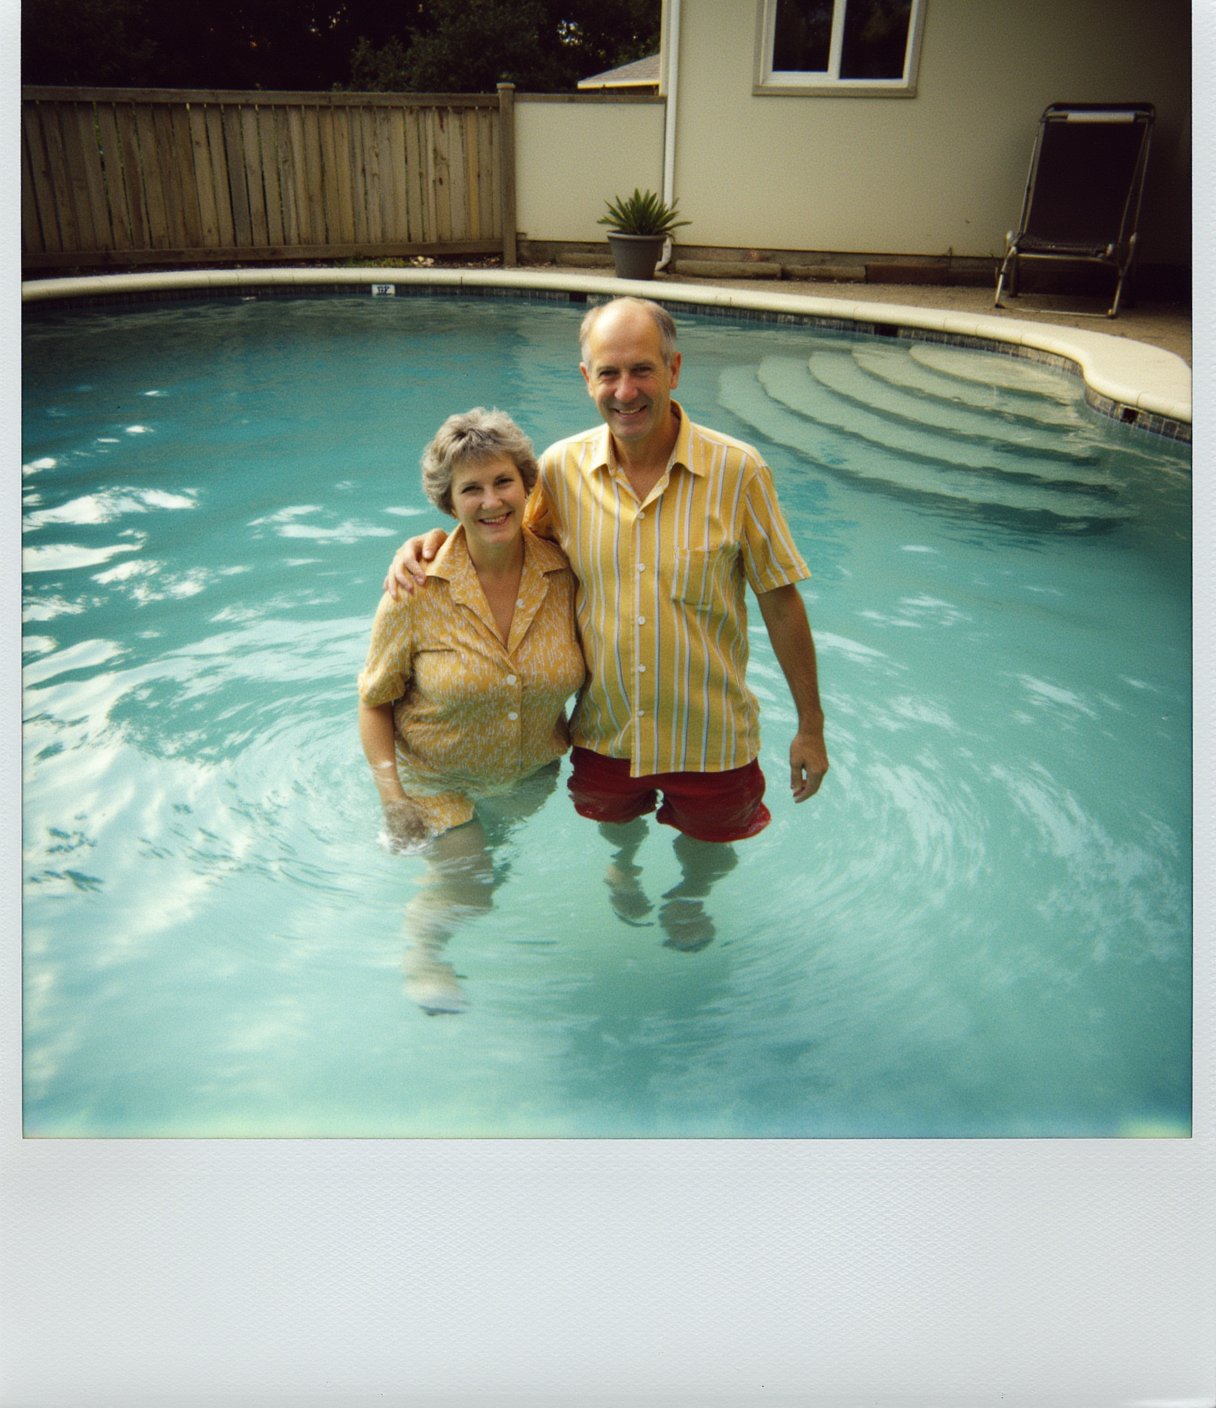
top-left (420, 408), bottom-right (539, 515)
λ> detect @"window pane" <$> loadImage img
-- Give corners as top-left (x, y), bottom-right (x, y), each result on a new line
top-left (840, 0), bottom-right (911, 79)
top-left (773, 0), bottom-right (833, 72)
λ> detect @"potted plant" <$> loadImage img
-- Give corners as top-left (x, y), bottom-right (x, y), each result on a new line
top-left (598, 188), bottom-right (690, 280)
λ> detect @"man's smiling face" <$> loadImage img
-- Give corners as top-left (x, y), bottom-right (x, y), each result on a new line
top-left (580, 303), bottom-right (681, 455)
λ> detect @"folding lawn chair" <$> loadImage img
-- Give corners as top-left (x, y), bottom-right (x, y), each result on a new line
top-left (994, 103), bottom-right (1155, 318)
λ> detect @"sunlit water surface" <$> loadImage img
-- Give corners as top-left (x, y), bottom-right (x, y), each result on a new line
top-left (21, 295), bottom-right (1191, 1137)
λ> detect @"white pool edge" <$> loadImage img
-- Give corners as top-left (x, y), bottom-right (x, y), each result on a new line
top-left (21, 265), bottom-right (1193, 433)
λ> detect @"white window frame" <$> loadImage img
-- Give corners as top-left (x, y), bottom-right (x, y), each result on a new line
top-left (753, 0), bottom-right (925, 96)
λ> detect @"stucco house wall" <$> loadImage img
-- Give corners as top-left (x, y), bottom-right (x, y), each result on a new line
top-left (515, 0), bottom-right (1190, 279)
top-left (670, 0), bottom-right (1189, 266)
top-left (515, 97), bottom-right (665, 245)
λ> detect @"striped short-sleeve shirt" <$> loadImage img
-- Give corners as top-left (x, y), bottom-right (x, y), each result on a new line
top-left (529, 403), bottom-right (810, 777)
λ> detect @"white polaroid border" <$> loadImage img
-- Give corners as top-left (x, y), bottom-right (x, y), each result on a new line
top-left (3, 3), bottom-right (1212, 1402)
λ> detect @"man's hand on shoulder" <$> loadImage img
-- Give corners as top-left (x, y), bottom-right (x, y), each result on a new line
top-left (384, 528), bottom-right (448, 600)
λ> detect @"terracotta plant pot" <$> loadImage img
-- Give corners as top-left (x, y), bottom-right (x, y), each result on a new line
top-left (606, 232), bottom-right (666, 280)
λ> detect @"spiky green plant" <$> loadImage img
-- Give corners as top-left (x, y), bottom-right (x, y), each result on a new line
top-left (598, 188), bottom-right (691, 238)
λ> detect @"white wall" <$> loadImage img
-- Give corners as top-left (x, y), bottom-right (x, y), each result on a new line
top-left (515, 98), bottom-right (665, 244)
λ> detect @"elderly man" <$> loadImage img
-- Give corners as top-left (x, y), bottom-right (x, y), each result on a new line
top-left (385, 296), bottom-right (828, 949)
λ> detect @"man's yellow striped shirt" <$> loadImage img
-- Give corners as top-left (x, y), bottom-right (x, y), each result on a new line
top-left (528, 403), bottom-right (810, 777)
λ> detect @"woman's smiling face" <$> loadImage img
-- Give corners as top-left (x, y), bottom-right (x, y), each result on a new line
top-left (449, 455), bottom-right (528, 551)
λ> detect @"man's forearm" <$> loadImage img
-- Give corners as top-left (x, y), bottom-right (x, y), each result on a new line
top-left (757, 584), bottom-right (825, 733)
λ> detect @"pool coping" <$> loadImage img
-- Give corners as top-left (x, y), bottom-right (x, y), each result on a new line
top-left (22, 265), bottom-right (1193, 440)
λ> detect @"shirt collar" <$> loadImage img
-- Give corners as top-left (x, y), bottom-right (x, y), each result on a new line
top-left (425, 524), bottom-right (566, 586)
top-left (589, 401), bottom-right (701, 478)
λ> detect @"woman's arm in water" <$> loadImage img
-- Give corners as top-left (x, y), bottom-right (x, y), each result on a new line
top-left (358, 699), bottom-right (428, 846)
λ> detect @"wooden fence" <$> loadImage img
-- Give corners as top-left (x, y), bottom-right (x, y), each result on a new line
top-left (21, 86), bottom-right (518, 269)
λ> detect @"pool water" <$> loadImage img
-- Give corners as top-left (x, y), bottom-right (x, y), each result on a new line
top-left (21, 294), bottom-right (1192, 1138)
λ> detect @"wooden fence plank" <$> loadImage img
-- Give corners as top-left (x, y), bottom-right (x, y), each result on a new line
top-left (94, 103), bottom-right (134, 249)
top-left (169, 104), bottom-right (205, 248)
top-left (202, 106), bottom-right (235, 247)
top-left (332, 107), bottom-right (357, 244)
top-left (484, 107), bottom-right (501, 240)
top-left (446, 108), bottom-right (467, 242)
top-left (345, 106), bottom-right (367, 245)
top-left (22, 106), bottom-right (62, 253)
top-left (113, 105), bottom-right (149, 248)
top-left (43, 105), bottom-right (85, 251)
top-left (187, 106), bottom-right (220, 248)
top-left (373, 107), bottom-right (394, 241)
top-left (56, 104), bottom-right (102, 250)
top-left (418, 110), bottom-right (436, 244)
top-left (431, 109), bottom-right (452, 245)
top-left (273, 107), bottom-right (299, 244)
top-left (360, 108), bottom-right (383, 244)
top-left (152, 105), bottom-right (190, 246)
top-left (239, 105), bottom-right (269, 247)
top-left (316, 108), bottom-right (344, 243)
top-left (21, 119), bottom-right (48, 253)
top-left (386, 104), bottom-right (409, 242)
top-left (301, 105), bottom-right (326, 244)
top-left (403, 106), bottom-right (425, 244)
top-left (460, 111), bottom-right (478, 241)
top-left (220, 105), bottom-right (253, 247)
top-left (69, 102), bottom-right (115, 249)
top-left (253, 106), bottom-right (284, 247)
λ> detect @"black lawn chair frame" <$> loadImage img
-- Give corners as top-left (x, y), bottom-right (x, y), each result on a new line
top-left (995, 103), bottom-right (1155, 318)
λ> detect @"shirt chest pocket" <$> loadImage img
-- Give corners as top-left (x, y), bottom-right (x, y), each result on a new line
top-left (669, 541), bottom-right (738, 611)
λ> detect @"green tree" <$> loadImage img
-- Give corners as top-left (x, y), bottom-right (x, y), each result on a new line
top-left (22, 0), bottom-right (160, 87)
top-left (345, 0), bottom-right (660, 94)
top-left (21, 0), bottom-right (660, 93)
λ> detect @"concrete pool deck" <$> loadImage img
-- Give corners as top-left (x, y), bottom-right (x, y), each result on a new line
top-left (22, 264), bottom-right (1193, 436)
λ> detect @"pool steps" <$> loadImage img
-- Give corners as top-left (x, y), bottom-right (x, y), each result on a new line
top-left (760, 354), bottom-right (1112, 478)
top-left (716, 336), bottom-right (1182, 525)
top-left (825, 345), bottom-right (1093, 440)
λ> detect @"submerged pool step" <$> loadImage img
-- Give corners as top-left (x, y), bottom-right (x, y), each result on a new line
top-left (909, 342), bottom-right (1086, 402)
top-left (806, 351), bottom-right (1099, 462)
top-left (763, 356), bottom-right (1113, 487)
top-left (851, 344), bottom-right (1088, 430)
top-left (719, 365), bottom-right (1131, 523)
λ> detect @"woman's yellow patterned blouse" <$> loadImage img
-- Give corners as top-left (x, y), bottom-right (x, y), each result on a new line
top-left (358, 525), bottom-right (586, 834)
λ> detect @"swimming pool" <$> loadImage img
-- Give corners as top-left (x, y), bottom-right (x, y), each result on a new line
top-left (21, 292), bottom-right (1192, 1138)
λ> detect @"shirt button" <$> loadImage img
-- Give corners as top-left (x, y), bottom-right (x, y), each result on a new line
top-left (636, 562), bottom-right (645, 572)
top-left (637, 615), bottom-right (646, 625)
top-left (637, 663), bottom-right (646, 673)
top-left (507, 711), bottom-right (519, 721)
top-left (516, 598), bottom-right (524, 607)
top-left (506, 674), bottom-right (517, 685)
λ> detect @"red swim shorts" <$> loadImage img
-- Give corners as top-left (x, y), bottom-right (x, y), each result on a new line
top-left (567, 747), bottom-right (771, 843)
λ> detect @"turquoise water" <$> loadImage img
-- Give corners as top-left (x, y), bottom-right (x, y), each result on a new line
top-left (21, 294), bottom-right (1192, 1138)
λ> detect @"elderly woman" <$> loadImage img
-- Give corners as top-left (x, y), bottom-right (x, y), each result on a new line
top-left (358, 408), bottom-right (585, 1011)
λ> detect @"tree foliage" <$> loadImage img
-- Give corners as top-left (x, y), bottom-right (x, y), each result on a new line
top-left (22, 0), bottom-right (661, 92)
